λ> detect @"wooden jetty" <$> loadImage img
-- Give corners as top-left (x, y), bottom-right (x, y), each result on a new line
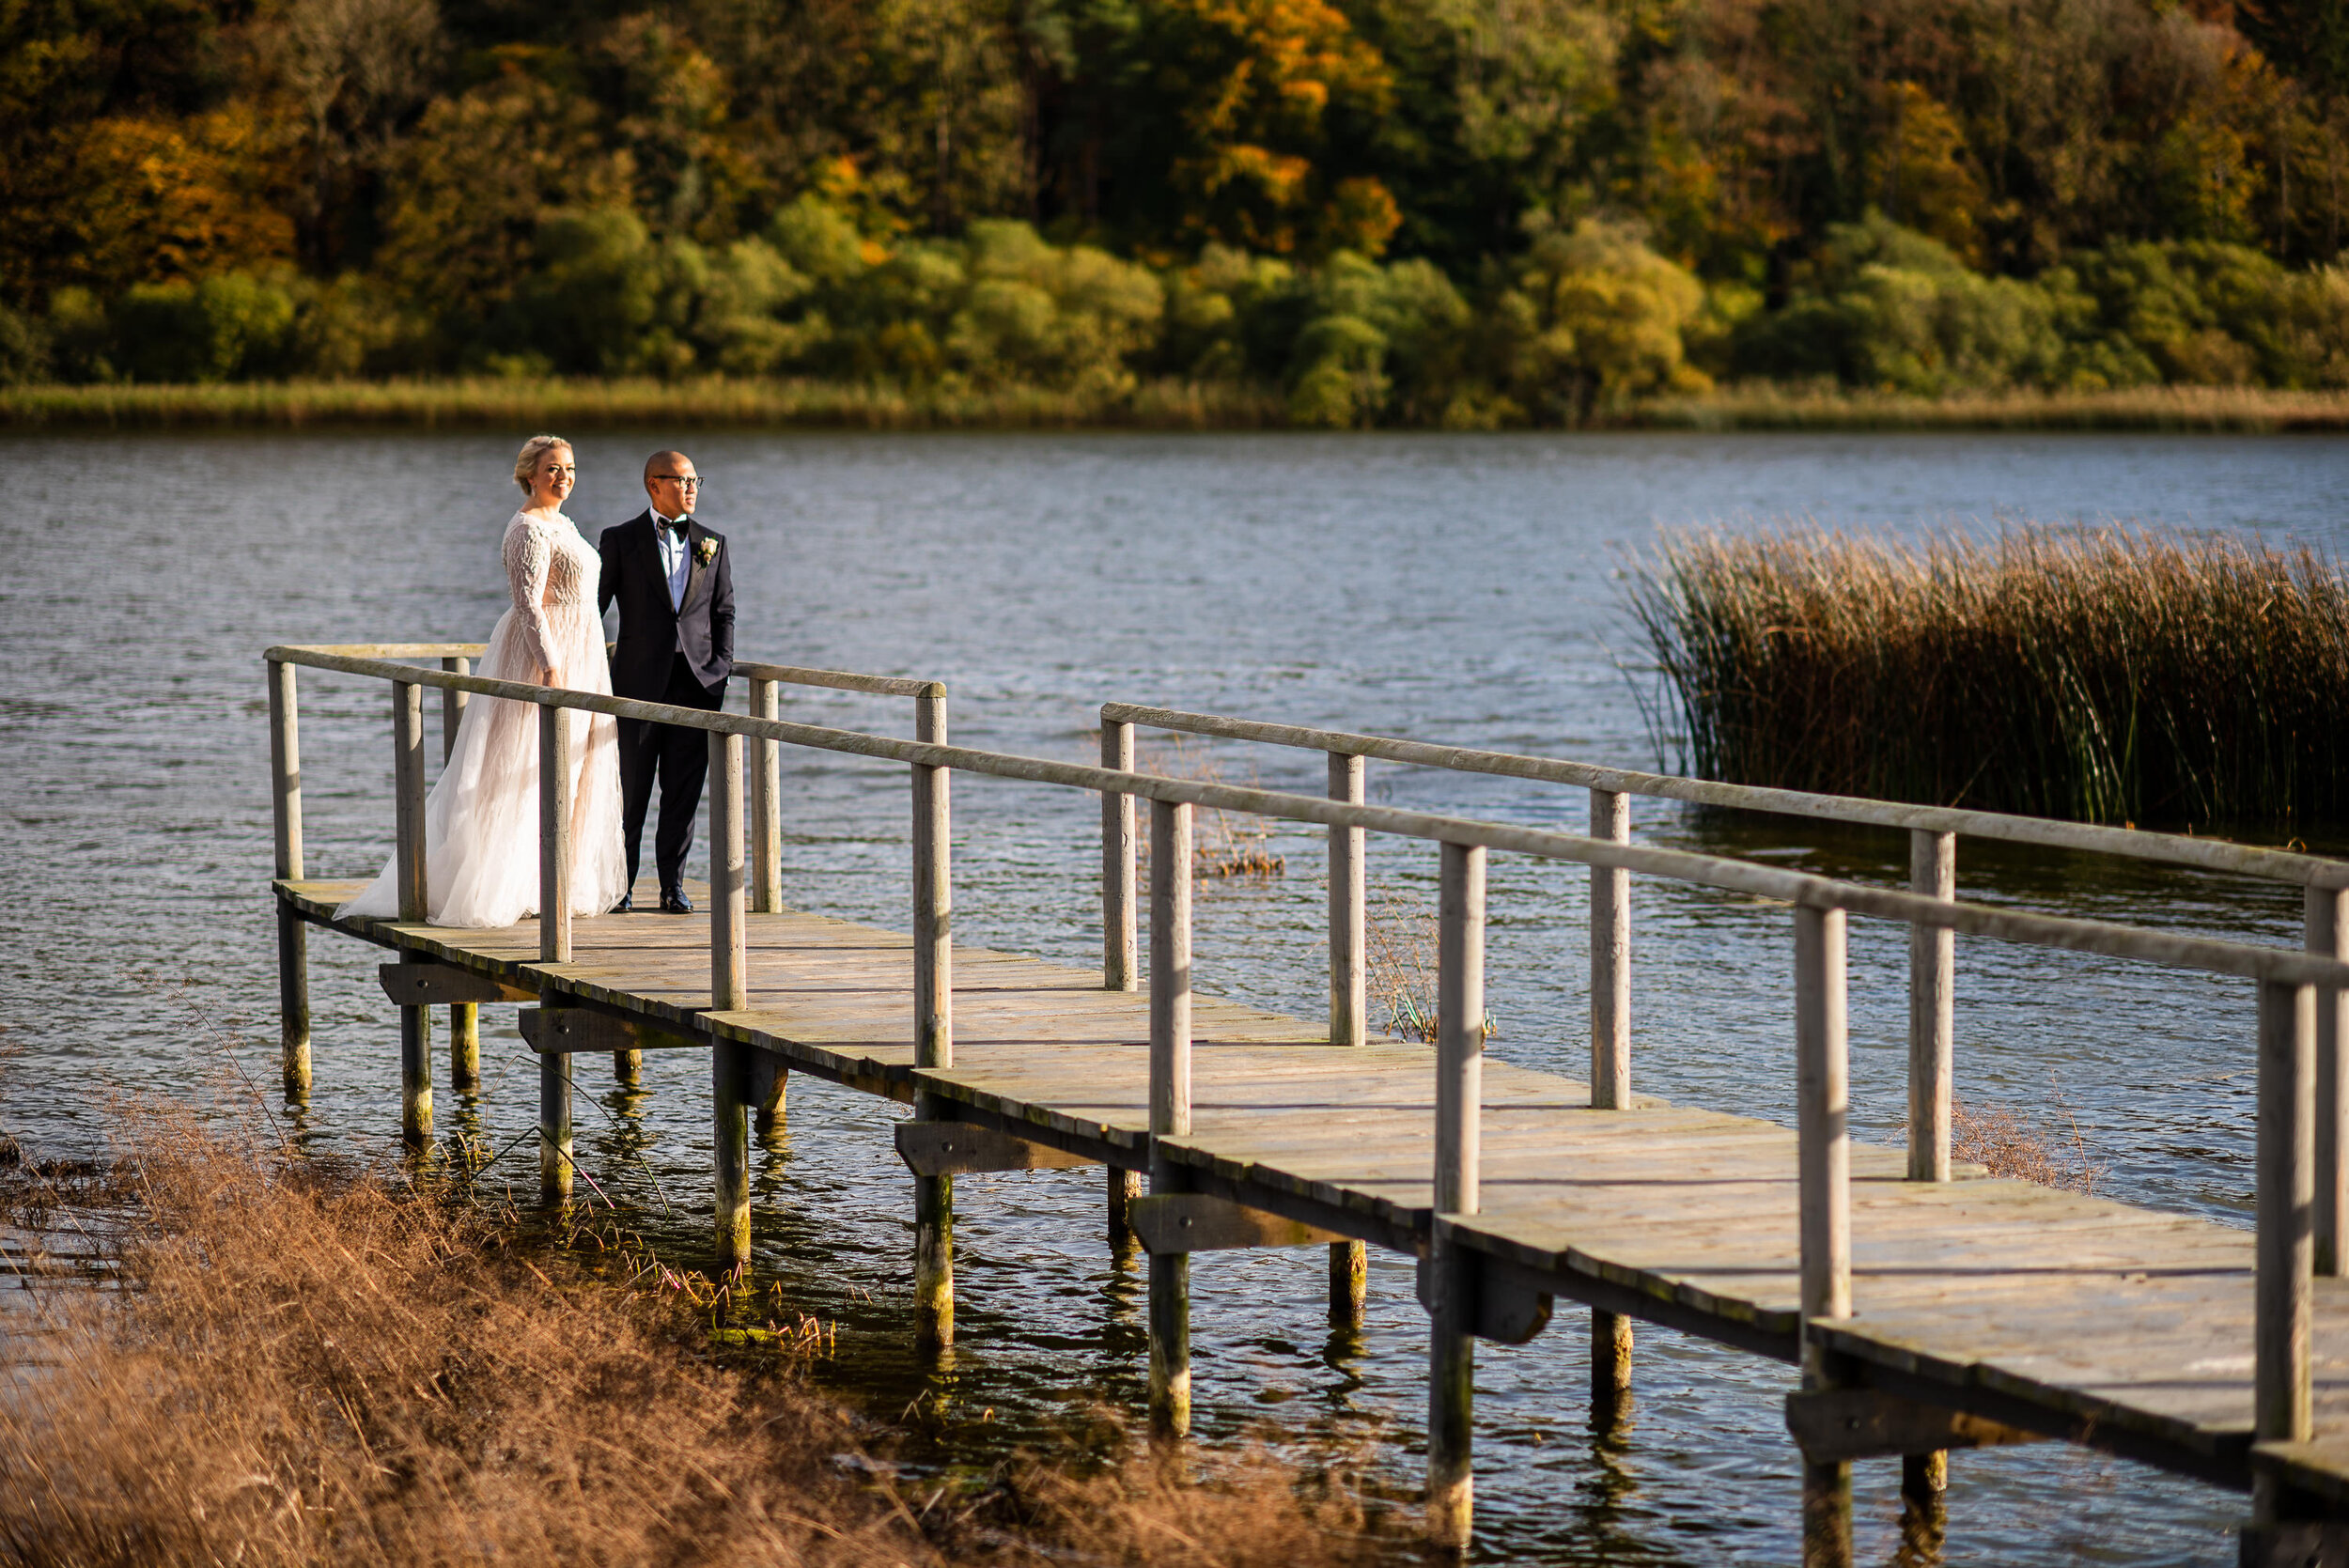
top-left (266, 642), bottom-right (2349, 1563)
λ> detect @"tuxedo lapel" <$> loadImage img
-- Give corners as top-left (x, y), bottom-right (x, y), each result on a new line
top-left (678, 520), bottom-right (708, 623)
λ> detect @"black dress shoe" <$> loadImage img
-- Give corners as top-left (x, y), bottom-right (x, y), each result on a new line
top-left (609, 893), bottom-right (631, 914)
top-left (660, 891), bottom-right (693, 914)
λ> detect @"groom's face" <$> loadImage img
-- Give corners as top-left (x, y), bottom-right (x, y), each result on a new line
top-left (645, 455), bottom-right (700, 520)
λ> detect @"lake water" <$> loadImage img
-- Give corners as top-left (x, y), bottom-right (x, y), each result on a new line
top-left (7, 428), bottom-right (2348, 1565)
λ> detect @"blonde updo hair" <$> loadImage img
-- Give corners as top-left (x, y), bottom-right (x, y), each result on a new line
top-left (513, 434), bottom-right (573, 493)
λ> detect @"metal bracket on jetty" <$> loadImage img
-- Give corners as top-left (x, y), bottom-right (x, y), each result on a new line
top-left (265, 640), bottom-right (2349, 1564)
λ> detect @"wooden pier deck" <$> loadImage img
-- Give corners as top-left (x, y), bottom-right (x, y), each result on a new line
top-left (279, 875), bottom-right (2349, 1508)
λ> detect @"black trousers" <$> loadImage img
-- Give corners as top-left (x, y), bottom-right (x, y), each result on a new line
top-left (618, 653), bottom-right (724, 897)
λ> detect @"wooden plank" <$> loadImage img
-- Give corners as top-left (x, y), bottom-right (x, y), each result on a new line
top-left (894, 1120), bottom-right (1097, 1176)
top-left (1130, 1192), bottom-right (1346, 1253)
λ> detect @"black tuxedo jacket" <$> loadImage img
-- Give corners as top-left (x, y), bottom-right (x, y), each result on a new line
top-left (598, 510), bottom-right (735, 701)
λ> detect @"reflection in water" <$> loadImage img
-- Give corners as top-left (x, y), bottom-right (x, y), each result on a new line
top-left (8, 429), bottom-right (2343, 1564)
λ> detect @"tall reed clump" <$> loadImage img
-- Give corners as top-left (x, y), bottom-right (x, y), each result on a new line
top-left (0, 1110), bottom-right (1383, 1568)
top-left (1630, 525), bottom-right (2349, 827)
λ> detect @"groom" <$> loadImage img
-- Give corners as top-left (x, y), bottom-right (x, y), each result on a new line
top-left (599, 449), bottom-right (735, 913)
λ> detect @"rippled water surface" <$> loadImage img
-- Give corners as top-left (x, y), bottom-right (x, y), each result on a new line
top-left (7, 428), bottom-right (2349, 1564)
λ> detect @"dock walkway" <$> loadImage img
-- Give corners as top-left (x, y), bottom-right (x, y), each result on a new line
top-left (280, 877), bottom-right (2349, 1514)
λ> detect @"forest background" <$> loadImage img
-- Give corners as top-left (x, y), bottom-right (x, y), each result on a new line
top-left (4, 0), bottom-right (2347, 427)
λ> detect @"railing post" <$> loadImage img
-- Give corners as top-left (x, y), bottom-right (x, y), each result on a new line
top-left (710, 726), bottom-right (751, 1270)
top-left (1148, 796), bottom-right (1193, 1436)
top-left (1589, 789), bottom-right (1630, 1107)
top-left (751, 676), bottom-right (783, 914)
top-left (1427, 840), bottom-right (1486, 1550)
top-left (444, 652), bottom-right (480, 1094)
top-left (1908, 831), bottom-right (1956, 1183)
top-left (394, 679), bottom-right (431, 1149)
top-left (2253, 976), bottom-right (2317, 1529)
top-left (1587, 789), bottom-right (1635, 1412)
top-left (2310, 887), bottom-right (2346, 1277)
top-left (537, 702), bottom-right (573, 1202)
top-left (1796, 902), bottom-right (1853, 1568)
top-left (267, 658), bottom-right (310, 1099)
top-left (1328, 751), bottom-right (1370, 1326)
top-left (1102, 715), bottom-right (1138, 991)
top-left (911, 687), bottom-right (955, 1350)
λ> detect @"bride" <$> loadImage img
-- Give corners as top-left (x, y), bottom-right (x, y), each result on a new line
top-left (340, 436), bottom-right (628, 926)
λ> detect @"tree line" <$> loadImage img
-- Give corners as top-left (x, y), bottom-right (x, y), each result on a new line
top-left (4, 0), bottom-right (2345, 419)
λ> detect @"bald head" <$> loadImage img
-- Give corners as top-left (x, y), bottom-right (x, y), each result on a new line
top-left (643, 449), bottom-right (700, 520)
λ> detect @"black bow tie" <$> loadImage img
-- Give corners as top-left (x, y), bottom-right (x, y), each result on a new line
top-left (658, 517), bottom-right (691, 537)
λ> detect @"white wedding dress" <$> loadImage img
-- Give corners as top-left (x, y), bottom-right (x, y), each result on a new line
top-left (339, 511), bottom-right (628, 927)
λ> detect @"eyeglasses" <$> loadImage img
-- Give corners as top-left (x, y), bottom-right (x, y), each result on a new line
top-left (653, 475), bottom-right (703, 489)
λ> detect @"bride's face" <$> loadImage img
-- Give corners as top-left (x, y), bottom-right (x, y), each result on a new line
top-left (528, 447), bottom-right (576, 508)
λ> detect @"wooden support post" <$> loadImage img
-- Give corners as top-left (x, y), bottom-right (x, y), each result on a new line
top-left (751, 676), bottom-right (782, 914)
top-left (2310, 888), bottom-right (2346, 1276)
top-left (439, 655), bottom-right (469, 761)
top-left (912, 690), bottom-right (954, 1350)
top-left (1589, 789), bottom-right (1629, 1108)
top-left (1427, 840), bottom-right (1486, 1551)
top-left (711, 728), bottom-right (751, 1270)
top-left (1796, 903), bottom-right (1853, 1568)
top-left (1908, 831), bottom-right (1955, 1182)
top-left (538, 1048), bottom-right (572, 1201)
top-left (1329, 1238), bottom-right (1367, 1327)
top-left (1148, 798), bottom-right (1193, 1436)
top-left (2254, 976), bottom-right (2317, 1528)
top-left (1587, 791), bottom-right (1633, 1409)
top-left (614, 1046), bottom-right (642, 1086)
top-left (1102, 717), bottom-right (1138, 992)
top-left (267, 659), bottom-right (310, 1098)
top-left (394, 680), bottom-right (430, 1147)
top-left (754, 1054), bottom-right (787, 1140)
top-left (449, 1004), bottom-right (479, 1094)
top-left (1109, 1166), bottom-right (1143, 1248)
top-left (537, 702), bottom-right (574, 1203)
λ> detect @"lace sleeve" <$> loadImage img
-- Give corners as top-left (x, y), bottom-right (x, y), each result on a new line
top-left (503, 520), bottom-right (554, 678)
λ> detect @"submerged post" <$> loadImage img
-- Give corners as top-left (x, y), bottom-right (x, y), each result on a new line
top-left (1587, 789), bottom-right (1634, 1405)
top-left (267, 659), bottom-right (310, 1098)
top-left (911, 687), bottom-right (955, 1349)
top-left (1102, 715), bottom-right (1138, 991)
top-left (1148, 797), bottom-right (1193, 1436)
top-left (1796, 902), bottom-right (1853, 1568)
top-left (751, 676), bottom-right (782, 914)
top-left (2253, 976), bottom-right (2316, 1531)
top-left (394, 679), bottom-right (431, 1148)
top-left (537, 702), bottom-right (574, 1202)
top-left (2310, 888), bottom-right (2346, 1277)
top-left (711, 728), bottom-right (751, 1270)
top-left (1329, 751), bottom-right (1369, 1324)
top-left (1427, 840), bottom-right (1486, 1551)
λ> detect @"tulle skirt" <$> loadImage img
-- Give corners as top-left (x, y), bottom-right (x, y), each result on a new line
top-left (336, 605), bottom-right (626, 927)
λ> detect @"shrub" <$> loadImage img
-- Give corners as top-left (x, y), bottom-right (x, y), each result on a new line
top-left (1484, 217), bottom-right (1709, 421)
top-left (0, 303), bottom-right (48, 385)
top-left (109, 272), bottom-right (298, 382)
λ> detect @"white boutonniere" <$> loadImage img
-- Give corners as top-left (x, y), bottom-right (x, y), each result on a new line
top-left (694, 537), bottom-right (719, 566)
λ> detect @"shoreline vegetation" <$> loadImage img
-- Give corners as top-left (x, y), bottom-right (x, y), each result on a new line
top-left (0, 1111), bottom-right (1390, 1567)
top-left (1633, 526), bottom-right (2349, 829)
top-left (5, 378), bottom-right (2347, 433)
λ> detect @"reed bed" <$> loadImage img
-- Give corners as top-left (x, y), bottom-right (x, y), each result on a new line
top-left (5, 379), bottom-right (2342, 432)
top-left (0, 1110), bottom-right (1386, 1568)
top-left (1630, 525), bottom-right (2349, 827)
top-left (0, 377), bottom-right (1283, 431)
top-left (1951, 1097), bottom-right (2105, 1194)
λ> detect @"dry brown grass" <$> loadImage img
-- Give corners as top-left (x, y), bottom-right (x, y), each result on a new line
top-left (1631, 524), bottom-right (2349, 826)
top-left (0, 1111), bottom-right (1389, 1568)
top-left (1950, 1094), bottom-right (2106, 1194)
top-left (1132, 737), bottom-right (1285, 879)
top-left (1363, 890), bottom-right (1495, 1045)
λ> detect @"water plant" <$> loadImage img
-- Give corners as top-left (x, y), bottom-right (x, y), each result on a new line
top-left (1629, 524), bottom-right (2349, 828)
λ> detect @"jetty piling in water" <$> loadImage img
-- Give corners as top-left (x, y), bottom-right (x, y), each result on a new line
top-left (267, 644), bottom-right (2349, 1561)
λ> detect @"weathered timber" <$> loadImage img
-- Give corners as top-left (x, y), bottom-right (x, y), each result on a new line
top-left (1130, 1192), bottom-right (1345, 1252)
top-left (895, 1120), bottom-right (1096, 1177)
top-left (379, 962), bottom-right (536, 1007)
top-left (1784, 1388), bottom-right (2046, 1463)
top-left (519, 1006), bottom-right (700, 1054)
